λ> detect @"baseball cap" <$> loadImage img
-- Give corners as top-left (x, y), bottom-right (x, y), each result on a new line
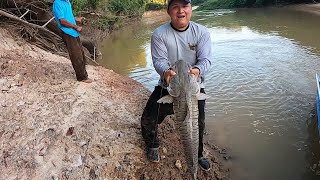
top-left (168, 0), bottom-right (191, 8)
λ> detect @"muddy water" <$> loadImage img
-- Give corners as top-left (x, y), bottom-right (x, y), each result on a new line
top-left (99, 7), bottom-right (320, 180)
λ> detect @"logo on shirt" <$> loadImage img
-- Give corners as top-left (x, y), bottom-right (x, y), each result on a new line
top-left (188, 43), bottom-right (197, 51)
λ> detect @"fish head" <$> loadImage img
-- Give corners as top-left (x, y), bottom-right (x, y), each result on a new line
top-left (167, 60), bottom-right (200, 97)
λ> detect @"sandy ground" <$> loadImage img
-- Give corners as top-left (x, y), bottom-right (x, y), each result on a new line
top-left (0, 22), bottom-right (229, 180)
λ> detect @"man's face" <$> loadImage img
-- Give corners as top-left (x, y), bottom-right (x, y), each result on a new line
top-left (167, 0), bottom-right (192, 30)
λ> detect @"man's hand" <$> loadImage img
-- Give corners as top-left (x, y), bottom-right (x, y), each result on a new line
top-left (60, 19), bottom-right (82, 32)
top-left (74, 25), bottom-right (82, 32)
top-left (163, 69), bottom-right (176, 85)
top-left (75, 17), bottom-right (86, 24)
top-left (189, 68), bottom-right (200, 80)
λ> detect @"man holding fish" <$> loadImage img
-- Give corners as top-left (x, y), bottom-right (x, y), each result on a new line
top-left (140, 0), bottom-right (212, 175)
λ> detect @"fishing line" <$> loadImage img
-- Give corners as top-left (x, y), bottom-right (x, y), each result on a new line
top-left (151, 86), bottom-right (164, 149)
top-left (151, 64), bottom-right (172, 149)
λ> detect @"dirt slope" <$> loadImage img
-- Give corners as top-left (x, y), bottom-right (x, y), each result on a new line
top-left (0, 27), bottom-right (228, 180)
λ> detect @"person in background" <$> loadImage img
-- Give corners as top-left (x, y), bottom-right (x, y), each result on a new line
top-left (140, 0), bottom-right (212, 171)
top-left (53, 0), bottom-right (92, 83)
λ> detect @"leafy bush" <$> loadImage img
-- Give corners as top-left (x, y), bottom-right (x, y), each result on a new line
top-left (253, 0), bottom-right (272, 6)
top-left (145, 0), bottom-right (166, 11)
top-left (71, 0), bottom-right (101, 15)
top-left (87, 0), bottom-right (101, 9)
top-left (192, 0), bottom-right (208, 5)
top-left (97, 15), bottom-right (123, 30)
top-left (107, 0), bottom-right (146, 17)
top-left (145, 3), bottom-right (166, 10)
top-left (197, 0), bottom-right (278, 10)
top-left (197, 0), bottom-right (233, 10)
top-left (71, 0), bottom-right (88, 14)
top-left (146, 0), bottom-right (166, 4)
top-left (196, 0), bottom-right (319, 9)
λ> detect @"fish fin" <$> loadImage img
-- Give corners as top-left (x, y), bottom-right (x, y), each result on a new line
top-left (157, 95), bottom-right (174, 104)
top-left (196, 93), bottom-right (210, 100)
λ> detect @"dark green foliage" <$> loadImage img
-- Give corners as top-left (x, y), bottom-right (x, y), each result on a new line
top-left (87, 0), bottom-right (100, 9)
top-left (71, 0), bottom-right (88, 14)
top-left (197, 0), bottom-right (233, 9)
top-left (253, 0), bottom-right (270, 6)
top-left (107, 0), bottom-right (146, 17)
top-left (197, 0), bottom-right (319, 10)
top-left (97, 15), bottom-right (123, 30)
top-left (68, 0), bottom-right (148, 32)
top-left (192, 0), bottom-right (208, 5)
top-left (71, 0), bottom-right (101, 15)
top-left (145, 3), bottom-right (166, 10)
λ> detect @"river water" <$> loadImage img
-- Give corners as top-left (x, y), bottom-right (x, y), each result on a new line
top-left (99, 7), bottom-right (320, 180)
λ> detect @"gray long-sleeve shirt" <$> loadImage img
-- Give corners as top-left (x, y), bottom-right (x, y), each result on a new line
top-left (151, 21), bottom-right (212, 87)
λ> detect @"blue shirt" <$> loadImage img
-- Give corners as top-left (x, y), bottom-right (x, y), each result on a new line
top-left (53, 0), bottom-right (80, 37)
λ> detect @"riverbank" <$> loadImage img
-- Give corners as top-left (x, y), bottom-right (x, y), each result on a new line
top-left (142, 9), bottom-right (170, 25)
top-left (286, 3), bottom-right (320, 15)
top-left (0, 12), bottom-right (229, 180)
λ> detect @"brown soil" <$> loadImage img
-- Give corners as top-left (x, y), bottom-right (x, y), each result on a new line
top-left (0, 14), bottom-right (230, 180)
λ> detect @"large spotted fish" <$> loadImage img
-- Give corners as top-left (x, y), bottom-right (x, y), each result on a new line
top-left (157, 60), bottom-right (209, 180)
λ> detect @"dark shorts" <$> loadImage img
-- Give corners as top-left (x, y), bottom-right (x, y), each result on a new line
top-left (141, 86), bottom-right (206, 157)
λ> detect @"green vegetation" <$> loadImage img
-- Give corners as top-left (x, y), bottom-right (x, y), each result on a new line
top-left (196, 0), bottom-right (269, 9)
top-left (96, 15), bottom-right (123, 30)
top-left (71, 0), bottom-right (101, 14)
top-left (70, 0), bottom-right (147, 31)
top-left (194, 0), bottom-right (319, 10)
top-left (71, 0), bottom-right (168, 17)
top-left (145, 3), bottom-right (167, 10)
top-left (145, 0), bottom-right (167, 10)
top-left (87, 0), bottom-right (101, 9)
top-left (71, 0), bottom-right (146, 16)
top-left (107, 0), bottom-right (146, 17)
top-left (70, 0), bottom-right (168, 27)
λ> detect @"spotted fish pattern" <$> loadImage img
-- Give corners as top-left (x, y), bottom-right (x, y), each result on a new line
top-left (158, 60), bottom-right (208, 180)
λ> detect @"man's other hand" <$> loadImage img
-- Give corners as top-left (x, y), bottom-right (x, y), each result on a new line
top-left (75, 26), bottom-right (82, 32)
top-left (164, 69), bottom-right (176, 85)
top-left (189, 68), bottom-right (200, 80)
top-left (60, 19), bottom-right (83, 32)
